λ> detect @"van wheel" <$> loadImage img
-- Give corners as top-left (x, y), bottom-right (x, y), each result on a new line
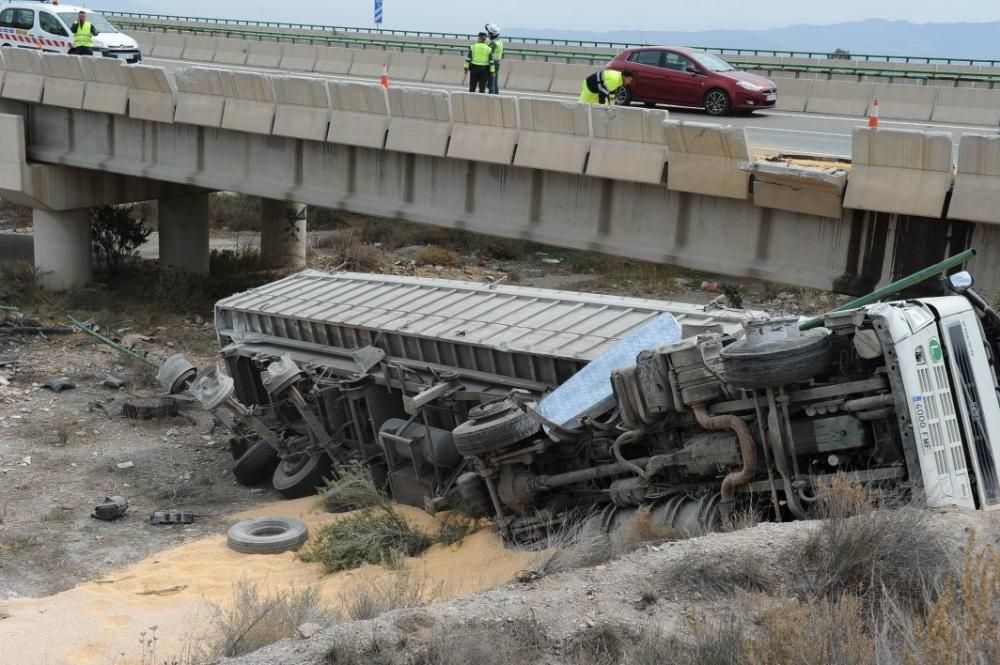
top-left (704, 89), bottom-right (731, 116)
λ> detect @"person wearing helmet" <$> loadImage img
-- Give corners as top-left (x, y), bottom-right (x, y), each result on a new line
top-left (579, 69), bottom-right (634, 105)
top-left (463, 32), bottom-right (495, 94)
top-left (485, 23), bottom-right (504, 95)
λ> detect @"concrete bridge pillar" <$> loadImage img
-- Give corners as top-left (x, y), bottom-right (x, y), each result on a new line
top-left (260, 200), bottom-right (307, 270)
top-left (159, 193), bottom-right (210, 274)
top-left (32, 208), bottom-right (92, 290)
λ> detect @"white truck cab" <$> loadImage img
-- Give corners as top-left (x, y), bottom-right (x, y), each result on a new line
top-left (0, 0), bottom-right (141, 62)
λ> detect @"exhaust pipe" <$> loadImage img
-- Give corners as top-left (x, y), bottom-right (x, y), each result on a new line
top-left (693, 404), bottom-right (757, 515)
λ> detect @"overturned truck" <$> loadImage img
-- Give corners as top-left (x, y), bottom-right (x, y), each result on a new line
top-left (161, 267), bottom-right (1000, 541)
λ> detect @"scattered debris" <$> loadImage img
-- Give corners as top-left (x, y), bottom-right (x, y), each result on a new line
top-left (149, 510), bottom-right (195, 525)
top-left (297, 623), bottom-right (322, 639)
top-left (122, 397), bottom-right (179, 420)
top-left (116, 461), bottom-right (134, 470)
top-left (0, 357), bottom-right (17, 368)
top-left (103, 374), bottom-right (126, 389)
top-left (92, 496), bottom-right (129, 521)
top-left (43, 379), bottom-right (76, 393)
top-left (135, 585), bottom-right (188, 597)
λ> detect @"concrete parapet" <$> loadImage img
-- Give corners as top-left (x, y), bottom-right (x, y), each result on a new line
top-left (505, 60), bottom-right (556, 92)
top-left (81, 58), bottom-right (129, 115)
top-left (388, 52), bottom-right (430, 82)
top-left (173, 67), bottom-right (225, 127)
top-left (220, 70), bottom-right (276, 134)
top-left (548, 63), bottom-right (594, 95)
top-left (424, 55), bottom-right (466, 85)
top-left (213, 38), bottom-right (250, 65)
top-left (125, 65), bottom-right (175, 123)
top-left (131, 30), bottom-right (156, 54)
top-left (385, 86), bottom-right (451, 157)
top-left (772, 77), bottom-right (812, 112)
top-left (272, 76), bottom-right (330, 141)
top-left (871, 84), bottom-right (938, 121)
top-left (327, 81), bottom-right (390, 148)
top-left (514, 98), bottom-right (590, 174)
top-left (40, 54), bottom-right (86, 109)
top-left (1, 48), bottom-right (44, 103)
top-left (447, 92), bottom-right (518, 164)
top-left (750, 161), bottom-right (848, 219)
top-left (587, 106), bottom-right (669, 184)
top-left (949, 135), bottom-right (1000, 224)
top-left (246, 40), bottom-right (283, 69)
top-left (663, 121), bottom-right (752, 199)
top-left (151, 32), bottom-right (185, 59)
top-left (844, 127), bottom-right (953, 217)
top-left (805, 80), bottom-right (874, 116)
top-left (313, 46), bottom-right (355, 74)
top-left (931, 88), bottom-right (1000, 126)
top-left (348, 49), bottom-right (389, 79)
top-left (279, 44), bottom-right (319, 72)
top-left (181, 35), bottom-right (217, 62)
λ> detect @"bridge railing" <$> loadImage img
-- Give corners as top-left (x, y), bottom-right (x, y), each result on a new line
top-left (95, 9), bottom-right (1000, 67)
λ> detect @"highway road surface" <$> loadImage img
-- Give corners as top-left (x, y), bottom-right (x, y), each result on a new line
top-left (149, 56), bottom-right (999, 159)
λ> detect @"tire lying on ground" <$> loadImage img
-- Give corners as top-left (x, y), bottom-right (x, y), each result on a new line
top-left (232, 440), bottom-right (279, 486)
top-left (227, 516), bottom-right (309, 554)
top-left (452, 400), bottom-right (539, 457)
top-left (272, 453), bottom-right (332, 499)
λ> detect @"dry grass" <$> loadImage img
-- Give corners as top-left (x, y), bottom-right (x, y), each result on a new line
top-left (299, 506), bottom-right (434, 574)
top-left (414, 245), bottom-right (461, 267)
top-left (658, 552), bottom-right (777, 597)
top-left (422, 615), bottom-right (548, 665)
top-left (338, 568), bottom-right (432, 621)
top-left (321, 461), bottom-right (387, 514)
top-left (328, 229), bottom-right (384, 272)
top-left (210, 193), bottom-right (260, 231)
top-left (437, 512), bottom-right (481, 546)
top-left (201, 580), bottom-right (334, 658)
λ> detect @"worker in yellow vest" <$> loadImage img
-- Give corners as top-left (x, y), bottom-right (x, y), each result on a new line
top-left (485, 23), bottom-right (504, 95)
top-left (463, 32), bottom-right (495, 94)
top-left (69, 10), bottom-right (98, 56)
top-left (579, 69), bottom-right (635, 105)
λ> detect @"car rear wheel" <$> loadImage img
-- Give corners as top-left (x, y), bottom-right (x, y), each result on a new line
top-left (704, 88), bottom-right (731, 116)
top-left (614, 86), bottom-right (632, 106)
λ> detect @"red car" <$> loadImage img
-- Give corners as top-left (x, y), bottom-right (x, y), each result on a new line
top-left (607, 47), bottom-right (778, 115)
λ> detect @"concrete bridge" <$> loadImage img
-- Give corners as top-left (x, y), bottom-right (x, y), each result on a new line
top-left (1, 48), bottom-right (998, 295)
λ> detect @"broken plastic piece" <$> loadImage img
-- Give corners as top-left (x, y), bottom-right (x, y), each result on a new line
top-left (43, 379), bottom-right (76, 393)
top-left (103, 374), bottom-right (126, 389)
top-left (149, 510), bottom-right (195, 525)
top-left (92, 496), bottom-right (128, 521)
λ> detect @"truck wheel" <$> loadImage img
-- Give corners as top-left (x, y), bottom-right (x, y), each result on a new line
top-left (232, 440), bottom-right (279, 486)
top-left (722, 329), bottom-right (832, 389)
top-left (272, 453), bottom-right (331, 499)
top-left (227, 517), bottom-right (309, 554)
top-left (453, 400), bottom-right (539, 457)
top-left (456, 472), bottom-right (493, 518)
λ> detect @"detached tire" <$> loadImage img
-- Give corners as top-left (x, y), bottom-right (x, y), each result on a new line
top-left (227, 516), bottom-right (309, 555)
top-left (272, 453), bottom-right (332, 499)
top-left (453, 400), bottom-right (539, 457)
top-left (232, 441), bottom-right (279, 486)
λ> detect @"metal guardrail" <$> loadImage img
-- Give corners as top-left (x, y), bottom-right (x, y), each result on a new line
top-left (95, 8), bottom-right (1000, 67)
top-left (111, 19), bottom-right (1000, 86)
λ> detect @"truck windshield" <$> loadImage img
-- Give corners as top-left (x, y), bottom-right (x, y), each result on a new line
top-left (58, 12), bottom-right (117, 33)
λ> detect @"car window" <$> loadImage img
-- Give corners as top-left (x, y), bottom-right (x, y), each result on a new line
top-left (627, 50), bottom-right (663, 68)
top-left (39, 12), bottom-right (67, 36)
top-left (696, 52), bottom-right (736, 72)
top-left (12, 8), bottom-right (35, 30)
top-left (664, 52), bottom-right (697, 72)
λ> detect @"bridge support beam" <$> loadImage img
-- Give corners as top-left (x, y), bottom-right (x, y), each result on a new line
top-left (159, 193), bottom-right (210, 274)
top-left (260, 200), bottom-right (307, 270)
top-left (33, 208), bottom-right (92, 290)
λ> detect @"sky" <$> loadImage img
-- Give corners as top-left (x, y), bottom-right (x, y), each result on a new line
top-left (105, 0), bottom-right (1000, 33)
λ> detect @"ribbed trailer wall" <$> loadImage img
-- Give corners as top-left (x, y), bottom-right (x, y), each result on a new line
top-left (215, 270), bottom-right (749, 386)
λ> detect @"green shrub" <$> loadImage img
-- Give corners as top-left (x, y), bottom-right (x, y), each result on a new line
top-left (91, 205), bottom-right (152, 275)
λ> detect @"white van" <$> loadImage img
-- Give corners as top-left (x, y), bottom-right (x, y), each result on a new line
top-left (0, 0), bottom-right (141, 62)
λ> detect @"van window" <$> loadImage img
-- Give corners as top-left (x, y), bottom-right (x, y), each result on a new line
top-left (39, 12), bottom-right (67, 36)
top-left (12, 8), bottom-right (35, 30)
top-left (0, 8), bottom-right (14, 28)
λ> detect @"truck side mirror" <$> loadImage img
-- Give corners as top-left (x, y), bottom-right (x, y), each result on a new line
top-left (949, 271), bottom-right (974, 294)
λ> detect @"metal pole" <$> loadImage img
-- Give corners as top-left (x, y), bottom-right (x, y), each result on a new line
top-left (799, 248), bottom-right (977, 331)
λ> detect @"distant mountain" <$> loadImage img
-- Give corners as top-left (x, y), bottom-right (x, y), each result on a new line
top-left (506, 19), bottom-right (1000, 61)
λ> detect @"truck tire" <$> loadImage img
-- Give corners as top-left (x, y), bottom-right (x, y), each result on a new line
top-left (272, 453), bottom-right (332, 499)
top-left (722, 329), bottom-right (832, 389)
top-left (453, 401), bottom-right (539, 457)
top-left (232, 441), bottom-right (279, 486)
top-left (456, 472), bottom-right (493, 517)
top-left (227, 516), bottom-right (309, 554)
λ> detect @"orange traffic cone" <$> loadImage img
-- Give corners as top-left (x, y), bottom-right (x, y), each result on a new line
top-left (380, 64), bottom-right (390, 89)
top-left (868, 99), bottom-right (880, 128)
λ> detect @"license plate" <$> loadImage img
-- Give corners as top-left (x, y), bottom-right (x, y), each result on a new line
top-left (765, 93), bottom-right (776, 102)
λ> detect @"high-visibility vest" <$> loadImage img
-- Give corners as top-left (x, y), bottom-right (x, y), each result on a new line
top-left (489, 38), bottom-right (504, 62)
top-left (74, 21), bottom-right (94, 48)
top-left (602, 69), bottom-right (625, 93)
top-left (467, 42), bottom-right (493, 67)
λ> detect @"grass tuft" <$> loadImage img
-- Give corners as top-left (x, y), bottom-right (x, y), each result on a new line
top-left (299, 507), bottom-right (433, 574)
